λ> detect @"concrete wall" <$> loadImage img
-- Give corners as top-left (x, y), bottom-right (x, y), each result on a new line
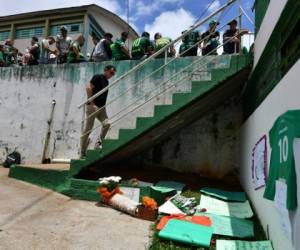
top-left (136, 97), bottom-right (241, 178)
top-left (0, 56), bottom-right (230, 164)
top-left (87, 8), bottom-right (136, 51)
top-left (240, 59), bottom-right (300, 250)
top-left (253, 0), bottom-right (287, 67)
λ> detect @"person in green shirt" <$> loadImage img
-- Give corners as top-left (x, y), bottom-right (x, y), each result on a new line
top-left (154, 33), bottom-right (176, 58)
top-left (111, 32), bottom-right (131, 61)
top-left (0, 45), bottom-right (5, 66)
top-left (3, 39), bottom-right (21, 66)
top-left (67, 34), bottom-right (86, 63)
top-left (131, 31), bottom-right (152, 60)
top-left (179, 30), bottom-right (200, 57)
top-left (264, 110), bottom-right (300, 210)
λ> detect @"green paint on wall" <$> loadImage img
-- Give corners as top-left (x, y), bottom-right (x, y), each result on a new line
top-left (244, 0), bottom-right (300, 118)
top-left (254, 0), bottom-right (270, 34)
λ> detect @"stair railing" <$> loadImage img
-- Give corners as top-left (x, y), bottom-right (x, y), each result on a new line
top-left (77, 0), bottom-right (237, 109)
top-left (83, 10), bottom-right (243, 124)
top-left (80, 32), bottom-right (244, 139)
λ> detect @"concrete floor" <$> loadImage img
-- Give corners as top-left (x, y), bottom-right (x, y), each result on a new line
top-left (0, 168), bottom-right (152, 250)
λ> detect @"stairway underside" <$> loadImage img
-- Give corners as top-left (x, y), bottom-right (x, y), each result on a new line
top-left (70, 56), bottom-right (252, 176)
top-left (8, 55), bottom-right (252, 201)
top-left (100, 67), bottom-right (251, 165)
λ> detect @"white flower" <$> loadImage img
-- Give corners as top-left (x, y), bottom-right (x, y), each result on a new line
top-left (109, 176), bottom-right (122, 182)
top-left (99, 176), bottom-right (122, 184)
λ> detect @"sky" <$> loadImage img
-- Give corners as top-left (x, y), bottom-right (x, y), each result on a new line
top-left (0, 0), bottom-right (255, 50)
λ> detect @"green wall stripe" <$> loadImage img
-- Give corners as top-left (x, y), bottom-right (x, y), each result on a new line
top-left (243, 0), bottom-right (300, 119)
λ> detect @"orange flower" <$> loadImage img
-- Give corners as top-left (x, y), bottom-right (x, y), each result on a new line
top-left (142, 196), bottom-right (157, 210)
top-left (96, 186), bottom-right (123, 204)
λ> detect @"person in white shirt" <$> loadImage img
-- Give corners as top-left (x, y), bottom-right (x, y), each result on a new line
top-left (56, 26), bottom-right (72, 64)
top-left (39, 36), bottom-right (56, 64)
top-left (92, 33), bottom-right (113, 62)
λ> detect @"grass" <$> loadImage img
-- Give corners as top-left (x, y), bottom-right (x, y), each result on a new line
top-left (148, 190), bottom-right (267, 250)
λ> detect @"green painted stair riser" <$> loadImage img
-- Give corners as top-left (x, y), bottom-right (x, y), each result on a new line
top-left (69, 55), bottom-right (251, 176)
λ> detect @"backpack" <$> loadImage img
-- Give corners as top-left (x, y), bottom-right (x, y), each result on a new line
top-left (3, 151), bottom-right (21, 168)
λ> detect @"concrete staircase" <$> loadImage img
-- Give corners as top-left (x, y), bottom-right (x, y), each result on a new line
top-left (8, 55), bottom-right (252, 201)
top-left (69, 55), bottom-right (252, 176)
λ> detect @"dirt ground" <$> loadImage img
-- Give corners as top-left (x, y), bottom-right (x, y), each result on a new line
top-left (0, 167), bottom-right (152, 250)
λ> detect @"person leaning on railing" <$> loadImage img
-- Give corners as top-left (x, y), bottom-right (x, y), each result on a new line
top-left (56, 26), bottom-right (72, 64)
top-left (23, 36), bottom-right (40, 66)
top-left (91, 33), bottom-right (113, 62)
top-left (154, 32), bottom-right (176, 58)
top-left (111, 31), bottom-right (131, 61)
top-left (3, 39), bottom-right (22, 66)
top-left (39, 36), bottom-right (56, 64)
top-left (131, 31), bottom-right (153, 60)
top-left (179, 29), bottom-right (200, 57)
top-left (201, 20), bottom-right (220, 56)
top-left (223, 19), bottom-right (248, 54)
top-left (0, 45), bottom-right (5, 67)
top-left (80, 65), bottom-right (116, 158)
top-left (67, 34), bottom-right (86, 63)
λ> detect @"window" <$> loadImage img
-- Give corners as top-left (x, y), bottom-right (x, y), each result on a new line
top-left (89, 24), bottom-right (103, 39)
top-left (15, 27), bottom-right (44, 39)
top-left (0, 31), bottom-right (10, 41)
top-left (50, 23), bottom-right (83, 36)
top-left (70, 24), bottom-right (80, 32)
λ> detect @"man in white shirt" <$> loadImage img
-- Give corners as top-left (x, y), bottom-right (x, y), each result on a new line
top-left (56, 26), bottom-right (72, 64)
top-left (92, 33), bottom-right (113, 62)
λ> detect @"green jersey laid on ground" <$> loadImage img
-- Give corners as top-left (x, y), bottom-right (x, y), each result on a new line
top-left (111, 38), bottom-right (129, 60)
top-left (264, 110), bottom-right (300, 210)
top-left (131, 37), bottom-right (151, 59)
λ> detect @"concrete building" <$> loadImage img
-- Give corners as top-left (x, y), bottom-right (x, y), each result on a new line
top-left (0, 4), bottom-right (138, 55)
top-left (240, 0), bottom-right (300, 249)
top-left (1, 1), bottom-right (300, 249)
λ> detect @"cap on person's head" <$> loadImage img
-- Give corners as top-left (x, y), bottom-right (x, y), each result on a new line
top-left (141, 31), bottom-right (150, 38)
top-left (32, 36), bottom-right (38, 42)
top-left (154, 32), bottom-right (161, 40)
top-left (227, 19), bottom-right (237, 25)
top-left (209, 20), bottom-right (220, 26)
top-left (60, 26), bottom-right (68, 31)
top-left (121, 31), bottom-right (128, 38)
top-left (48, 36), bottom-right (55, 42)
top-left (91, 33), bottom-right (99, 41)
top-left (104, 33), bottom-right (113, 39)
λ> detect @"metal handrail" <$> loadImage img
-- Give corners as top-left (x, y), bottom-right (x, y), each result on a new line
top-left (83, 14), bottom-right (241, 123)
top-left (77, 0), bottom-right (237, 108)
top-left (80, 34), bottom-right (241, 138)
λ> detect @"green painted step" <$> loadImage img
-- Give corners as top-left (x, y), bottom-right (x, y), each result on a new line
top-left (69, 55), bottom-right (252, 176)
top-left (9, 165), bottom-right (70, 193)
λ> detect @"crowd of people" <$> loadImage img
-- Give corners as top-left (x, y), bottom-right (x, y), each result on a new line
top-left (0, 19), bottom-right (248, 67)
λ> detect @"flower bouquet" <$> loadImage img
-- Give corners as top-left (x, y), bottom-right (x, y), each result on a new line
top-left (96, 176), bottom-right (123, 204)
top-left (137, 196), bottom-right (158, 221)
top-left (96, 176), bottom-right (139, 216)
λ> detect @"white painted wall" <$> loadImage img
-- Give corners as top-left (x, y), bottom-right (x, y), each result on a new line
top-left (240, 59), bottom-right (300, 250)
top-left (87, 8), bottom-right (136, 51)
